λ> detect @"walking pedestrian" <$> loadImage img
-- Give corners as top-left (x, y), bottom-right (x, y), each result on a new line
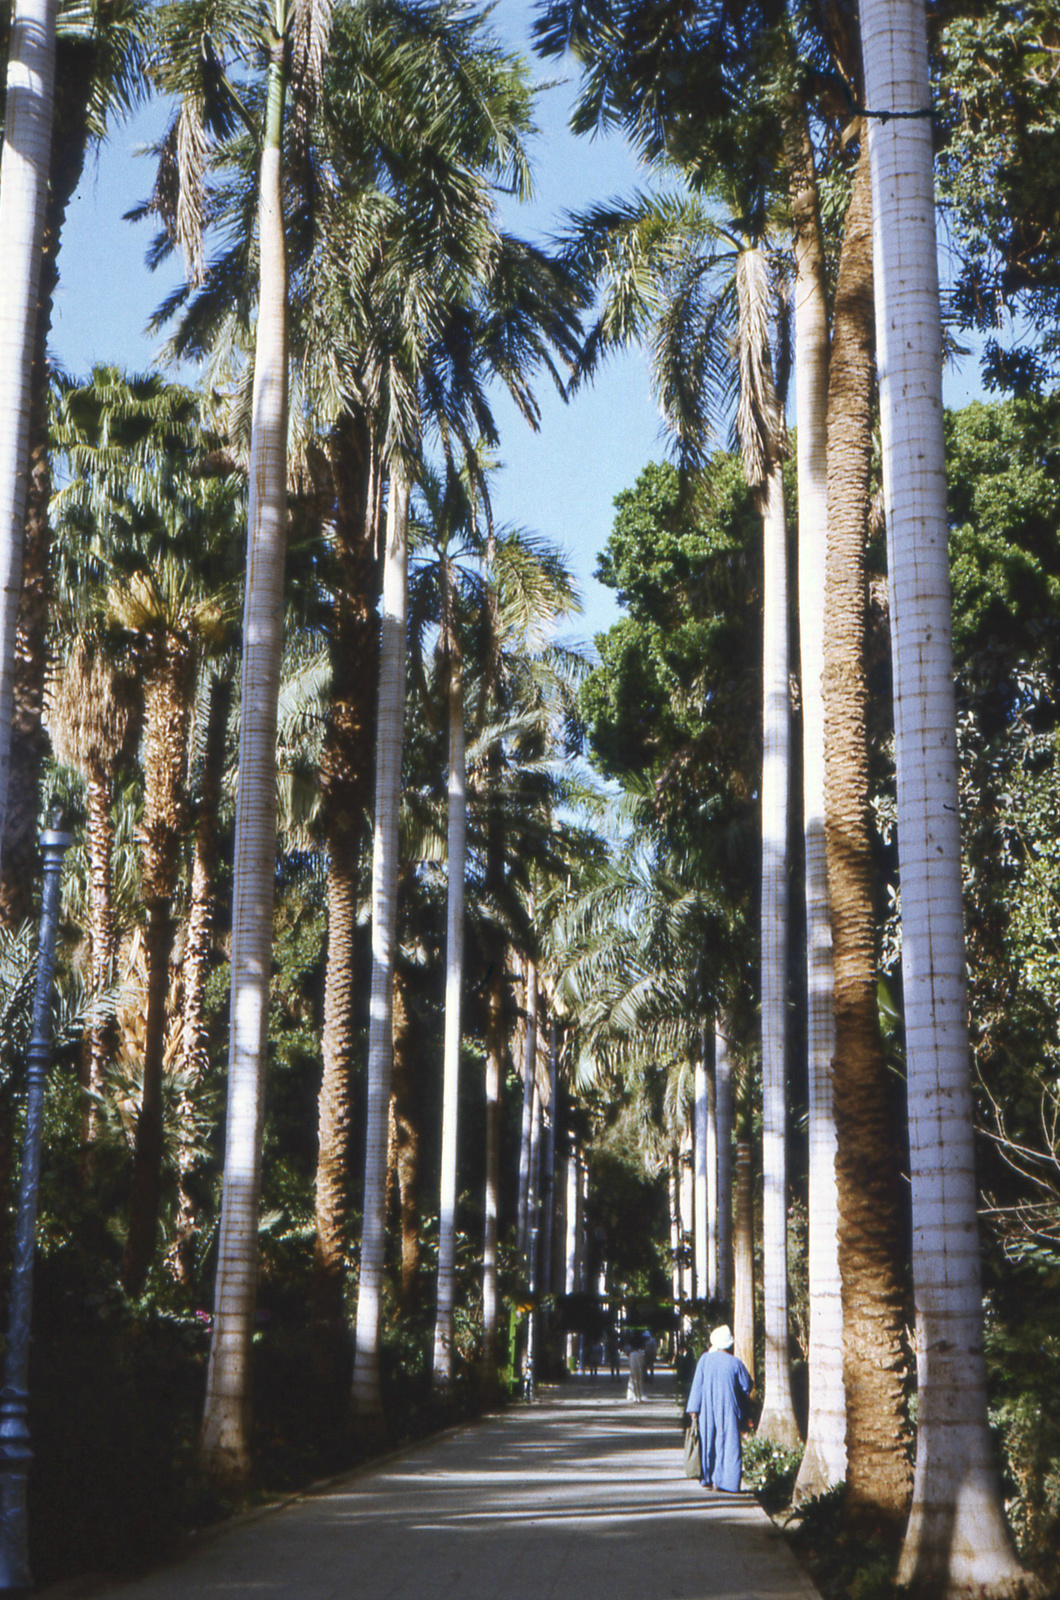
top-left (606, 1326), bottom-right (620, 1380)
top-left (684, 1325), bottom-right (751, 1491)
top-left (626, 1330), bottom-right (647, 1402)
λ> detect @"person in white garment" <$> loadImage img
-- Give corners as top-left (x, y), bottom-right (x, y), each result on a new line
top-left (626, 1330), bottom-right (647, 1401)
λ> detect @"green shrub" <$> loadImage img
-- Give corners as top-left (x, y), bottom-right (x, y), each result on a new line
top-left (741, 1434), bottom-right (803, 1512)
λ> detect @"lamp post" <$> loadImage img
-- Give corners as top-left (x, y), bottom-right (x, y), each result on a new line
top-left (0, 819), bottom-right (73, 1595)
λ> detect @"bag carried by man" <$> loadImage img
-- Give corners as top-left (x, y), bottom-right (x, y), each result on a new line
top-left (683, 1412), bottom-right (700, 1479)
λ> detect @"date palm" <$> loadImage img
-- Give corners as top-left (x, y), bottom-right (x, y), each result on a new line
top-left (50, 367), bottom-right (240, 1293)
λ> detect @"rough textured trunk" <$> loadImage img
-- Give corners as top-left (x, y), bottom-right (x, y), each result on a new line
top-left (313, 418), bottom-right (379, 1373)
top-left (84, 764), bottom-right (118, 1128)
top-left (823, 137), bottom-right (913, 1528)
top-left (352, 473), bottom-right (410, 1422)
top-left (123, 899), bottom-right (177, 1294)
top-left (757, 462), bottom-right (800, 1448)
top-left (733, 1130), bottom-right (754, 1383)
top-left (171, 668), bottom-right (232, 1282)
top-left (432, 646), bottom-right (466, 1392)
top-left (860, 3), bottom-right (1043, 1589)
top-left (0, 0), bottom-right (57, 868)
top-left (199, 54), bottom-right (288, 1489)
top-left (124, 632), bottom-right (194, 1296)
top-left (786, 99), bottom-right (847, 1506)
top-left (390, 968), bottom-right (421, 1305)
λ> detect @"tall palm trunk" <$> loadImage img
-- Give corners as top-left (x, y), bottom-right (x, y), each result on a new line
top-left (668, 1151), bottom-right (682, 1326)
top-left (432, 644), bottom-right (466, 1393)
top-left (390, 966), bottom-right (423, 1305)
top-left (314, 422), bottom-right (379, 1368)
top-left (0, 0), bottom-right (57, 866)
top-left (756, 461), bottom-right (800, 1448)
top-left (173, 666), bottom-right (232, 1281)
top-left (733, 1120), bottom-right (754, 1380)
top-left (125, 631), bottom-right (194, 1295)
top-left (352, 472), bottom-right (410, 1421)
top-left (693, 1049), bottom-right (709, 1301)
top-left (823, 138), bottom-right (912, 1527)
top-left (198, 42), bottom-right (288, 1489)
top-left (860, 3), bottom-right (1041, 1590)
top-left (516, 956), bottom-right (537, 1263)
top-left (787, 104), bottom-right (847, 1502)
top-left (85, 762), bottom-right (118, 1121)
top-left (705, 1046), bottom-right (718, 1301)
top-left (715, 1018), bottom-right (732, 1302)
top-left (480, 965), bottom-right (504, 1398)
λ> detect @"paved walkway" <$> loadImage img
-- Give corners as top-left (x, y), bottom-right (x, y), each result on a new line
top-left (65, 1377), bottom-right (820, 1600)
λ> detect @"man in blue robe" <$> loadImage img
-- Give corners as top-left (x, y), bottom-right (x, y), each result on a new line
top-left (684, 1325), bottom-right (752, 1492)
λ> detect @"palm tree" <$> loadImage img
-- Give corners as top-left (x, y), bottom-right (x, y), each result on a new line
top-left (0, 0), bottom-right (147, 924)
top-left (0, 0), bottom-right (59, 868)
top-left (786, 101), bottom-right (847, 1506)
top-left (142, 0), bottom-right (331, 1486)
top-left (822, 137), bottom-right (912, 1525)
top-left (860, 0), bottom-right (1043, 1591)
top-left (50, 367), bottom-right (240, 1293)
top-left (351, 470), bottom-right (409, 1423)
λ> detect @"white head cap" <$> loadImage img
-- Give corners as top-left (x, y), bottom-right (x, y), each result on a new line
top-left (709, 1324), bottom-right (734, 1351)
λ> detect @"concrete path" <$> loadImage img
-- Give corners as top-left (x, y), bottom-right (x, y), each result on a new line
top-left (68, 1378), bottom-right (820, 1600)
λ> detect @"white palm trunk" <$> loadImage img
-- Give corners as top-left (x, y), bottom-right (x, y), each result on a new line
top-left (679, 1118), bottom-right (694, 1320)
top-left (540, 1022), bottom-right (558, 1297)
top-left (693, 1054), bottom-right (709, 1300)
top-left (791, 129), bottom-right (847, 1502)
top-left (669, 1154), bottom-right (682, 1326)
top-left (198, 65), bottom-right (288, 1487)
top-left (715, 1018), bottom-right (732, 1301)
top-left (564, 1150), bottom-right (578, 1367)
top-left (352, 473), bottom-right (410, 1419)
top-left (706, 1047), bottom-right (718, 1301)
top-left (432, 650), bottom-right (466, 1393)
top-left (861, 2), bottom-right (1041, 1590)
top-left (757, 461), bottom-right (801, 1449)
top-left (480, 1010), bottom-right (501, 1388)
top-left (0, 0), bottom-right (57, 860)
top-left (516, 955), bottom-right (537, 1259)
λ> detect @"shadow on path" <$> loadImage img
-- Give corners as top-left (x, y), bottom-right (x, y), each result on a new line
top-left (58, 1381), bottom-right (820, 1600)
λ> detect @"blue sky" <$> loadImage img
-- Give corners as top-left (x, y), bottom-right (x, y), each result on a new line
top-left (50, 0), bottom-right (989, 652)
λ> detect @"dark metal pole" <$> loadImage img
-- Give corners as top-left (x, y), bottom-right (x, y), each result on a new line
top-left (0, 823), bottom-right (73, 1595)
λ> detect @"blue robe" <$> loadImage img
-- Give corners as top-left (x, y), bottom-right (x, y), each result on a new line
top-left (686, 1349), bottom-right (751, 1491)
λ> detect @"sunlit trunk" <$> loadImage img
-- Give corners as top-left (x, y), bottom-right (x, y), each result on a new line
top-left (787, 102), bottom-right (847, 1503)
top-left (757, 462), bottom-right (800, 1447)
top-left (715, 1019), bottom-right (732, 1302)
top-left (733, 1125), bottom-right (754, 1383)
top-left (861, 1), bottom-right (1042, 1590)
top-left (432, 647), bottom-right (466, 1392)
top-left (352, 472), bottom-right (410, 1422)
top-left (480, 962), bottom-right (504, 1398)
top-left (516, 955), bottom-right (537, 1262)
top-left (198, 44), bottom-right (288, 1490)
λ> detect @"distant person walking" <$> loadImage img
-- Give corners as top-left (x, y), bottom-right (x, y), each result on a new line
top-left (626, 1330), bottom-right (647, 1402)
top-left (606, 1327), bottom-right (620, 1380)
top-left (643, 1329), bottom-right (656, 1382)
top-left (684, 1325), bottom-right (752, 1491)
